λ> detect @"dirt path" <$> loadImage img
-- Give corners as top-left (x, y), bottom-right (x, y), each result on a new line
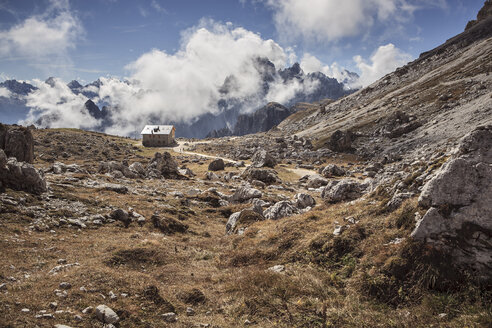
top-left (173, 140), bottom-right (318, 177)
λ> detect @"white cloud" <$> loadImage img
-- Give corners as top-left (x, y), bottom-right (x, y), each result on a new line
top-left (354, 43), bottom-right (412, 87)
top-left (97, 20), bottom-right (298, 136)
top-left (21, 78), bottom-right (100, 129)
top-left (300, 53), bottom-right (356, 86)
top-left (0, 87), bottom-right (12, 98)
top-left (151, 0), bottom-right (168, 14)
top-left (0, 0), bottom-right (82, 65)
top-left (263, 0), bottom-right (445, 43)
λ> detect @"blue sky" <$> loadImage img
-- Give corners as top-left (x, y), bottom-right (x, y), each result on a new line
top-left (0, 0), bottom-right (484, 83)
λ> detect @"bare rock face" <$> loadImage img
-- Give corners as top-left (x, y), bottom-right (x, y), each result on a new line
top-left (0, 150), bottom-right (46, 194)
top-left (0, 124), bottom-right (34, 163)
top-left (146, 152), bottom-right (179, 178)
top-left (208, 158), bottom-right (225, 171)
top-left (326, 130), bottom-right (354, 152)
top-left (379, 111), bottom-right (421, 139)
top-left (251, 149), bottom-right (277, 168)
top-left (411, 125), bottom-right (492, 280)
top-left (321, 179), bottom-right (367, 203)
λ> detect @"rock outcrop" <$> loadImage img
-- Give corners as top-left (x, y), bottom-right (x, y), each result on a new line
top-left (411, 125), bottom-right (492, 280)
top-left (321, 179), bottom-right (368, 203)
top-left (208, 158), bottom-right (225, 171)
top-left (251, 149), bottom-right (277, 168)
top-left (241, 167), bottom-right (279, 184)
top-left (146, 152), bottom-right (180, 178)
top-left (0, 149), bottom-right (46, 194)
top-left (0, 124), bottom-right (34, 163)
top-left (229, 185), bottom-right (262, 203)
top-left (264, 201), bottom-right (299, 220)
top-left (326, 130), bottom-right (354, 153)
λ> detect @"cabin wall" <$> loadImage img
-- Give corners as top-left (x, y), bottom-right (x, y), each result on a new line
top-left (142, 133), bottom-right (175, 147)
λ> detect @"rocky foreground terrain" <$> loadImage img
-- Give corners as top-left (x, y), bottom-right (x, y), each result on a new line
top-left (1, 3), bottom-right (492, 328)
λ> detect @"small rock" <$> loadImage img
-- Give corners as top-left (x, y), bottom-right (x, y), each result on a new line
top-left (333, 225), bottom-right (345, 236)
top-left (82, 306), bottom-right (93, 314)
top-left (59, 282), bottom-right (72, 289)
top-left (95, 304), bottom-right (119, 324)
top-left (268, 265), bottom-right (285, 273)
top-left (186, 307), bottom-right (195, 316)
top-left (161, 312), bottom-right (178, 322)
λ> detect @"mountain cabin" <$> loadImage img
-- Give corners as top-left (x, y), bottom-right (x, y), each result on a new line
top-left (141, 125), bottom-right (176, 147)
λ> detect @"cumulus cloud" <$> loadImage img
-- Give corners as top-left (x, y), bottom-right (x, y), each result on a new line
top-left (0, 0), bottom-right (82, 66)
top-left (263, 0), bottom-right (444, 43)
top-left (300, 53), bottom-right (351, 84)
top-left (21, 78), bottom-right (100, 129)
top-left (0, 87), bottom-right (12, 98)
top-left (354, 43), bottom-right (412, 87)
top-left (97, 20), bottom-right (313, 136)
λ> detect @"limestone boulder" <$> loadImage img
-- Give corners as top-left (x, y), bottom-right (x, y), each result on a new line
top-left (146, 152), bottom-right (180, 178)
top-left (229, 185), bottom-right (262, 203)
top-left (251, 149), bottom-right (277, 168)
top-left (0, 150), bottom-right (46, 194)
top-left (326, 130), bottom-right (354, 153)
top-left (241, 167), bottom-right (279, 184)
top-left (321, 179), bottom-right (367, 203)
top-left (208, 158), bottom-right (225, 171)
top-left (294, 193), bottom-right (316, 209)
top-left (411, 125), bottom-right (492, 280)
top-left (321, 164), bottom-right (345, 178)
top-left (264, 201), bottom-right (299, 220)
top-left (0, 124), bottom-right (34, 163)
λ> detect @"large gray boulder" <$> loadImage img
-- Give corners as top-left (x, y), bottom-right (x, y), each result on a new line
top-left (0, 124), bottom-right (34, 163)
top-left (321, 164), bottom-right (345, 177)
top-left (225, 209), bottom-right (264, 234)
top-left (326, 130), bottom-right (354, 152)
top-left (146, 152), bottom-right (179, 178)
top-left (229, 185), bottom-right (262, 203)
top-left (0, 150), bottom-right (46, 194)
top-left (294, 193), bottom-right (316, 209)
top-left (241, 167), bottom-right (279, 184)
top-left (411, 125), bottom-right (492, 279)
top-left (251, 149), bottom-right (277, 168)
top-left (321, 179), bottom-right (367, 203)
top-left (208, 158), bottom-right (225, 171)
top-left (264, 201), bottom-right (299, 220)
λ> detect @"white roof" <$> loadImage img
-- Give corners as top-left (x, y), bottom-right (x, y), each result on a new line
top-left (141, 125), bottom-right (174, 135)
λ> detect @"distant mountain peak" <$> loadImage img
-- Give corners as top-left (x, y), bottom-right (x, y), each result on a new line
top-left (67, 80), bottom-right (83, 90)
top-left (45, 77), bottom-right (56, 87)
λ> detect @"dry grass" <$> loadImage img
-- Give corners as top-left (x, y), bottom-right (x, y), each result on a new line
top-left (0, 129), bottom-right (490, 327)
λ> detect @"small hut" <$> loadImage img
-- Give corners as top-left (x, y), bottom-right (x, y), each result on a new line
top-left (141, 125), bottom-right (175, 147)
